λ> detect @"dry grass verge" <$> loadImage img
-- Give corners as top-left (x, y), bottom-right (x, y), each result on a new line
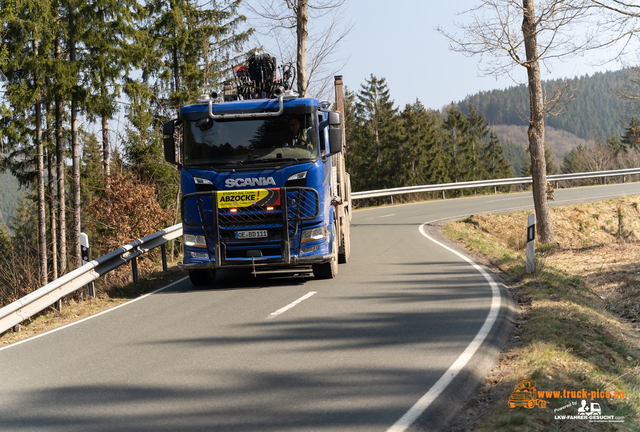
top-left (443, 196), bottom-right (640, 431)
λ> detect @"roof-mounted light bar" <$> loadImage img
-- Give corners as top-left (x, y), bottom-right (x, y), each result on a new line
top-left (207, 87), bottom-right (285, 120)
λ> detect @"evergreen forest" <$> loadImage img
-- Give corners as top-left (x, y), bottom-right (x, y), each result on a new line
top-left (458, 70), bottom-right (627, 141)
top-left (344, 76), bottom-right (512, 195)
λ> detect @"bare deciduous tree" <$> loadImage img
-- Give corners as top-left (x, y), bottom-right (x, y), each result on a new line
top-left (439, 0), bottom-right (597, 244)
top-left (246, 0), bottom-right (352, 98)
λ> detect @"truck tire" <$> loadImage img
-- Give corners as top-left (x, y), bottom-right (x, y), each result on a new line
top-left (189, 269), bottom-right (216, 286)
top-left (313, 225), bottom-right (338, 279)
top-left (338, 214), bottom-right (350, 264)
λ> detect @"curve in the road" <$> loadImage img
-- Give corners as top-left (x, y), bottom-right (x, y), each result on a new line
top-left (386, 222), bottom-right (502, 432)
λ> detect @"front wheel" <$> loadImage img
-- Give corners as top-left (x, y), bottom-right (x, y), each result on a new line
top-left (189, 269), bottom-right (217, 286)
top-left (313, 226), bottom-right (338, 279)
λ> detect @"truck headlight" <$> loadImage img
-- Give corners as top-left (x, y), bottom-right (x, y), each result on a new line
top-left (287, 171), bottom-right (307, 182)
top-left (189, 251), bottom-right (209, 259)
top-left (300, 245), bottom-right (319, 254)
top-left (184, 234), bottom-right (207, 248)
top-left (193, 177), bottom-right (213, 185)
top-left (301, 226), bottom-right (327, 243)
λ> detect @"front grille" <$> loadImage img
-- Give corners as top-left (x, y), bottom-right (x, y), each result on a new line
top-left (182, 187), bottom-right (320, 263)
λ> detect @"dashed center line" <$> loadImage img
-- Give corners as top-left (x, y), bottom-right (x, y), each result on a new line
top-left (366, 213), bottom-right (396, 220)
top-left (268, 291), bottom-right (317, 319)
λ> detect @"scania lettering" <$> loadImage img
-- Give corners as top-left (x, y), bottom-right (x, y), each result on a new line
top-left (163, 53), bottom-right (352, 286)
top-left (225, 177), bottom-right (276, 188)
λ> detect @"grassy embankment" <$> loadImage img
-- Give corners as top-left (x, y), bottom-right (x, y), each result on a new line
top-left (443, 196), bottom-right (640, 431)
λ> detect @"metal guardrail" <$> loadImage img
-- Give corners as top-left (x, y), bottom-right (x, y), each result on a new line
top-left (2, 167), bottom-right (639, 336)
top-left (0, 224), bottom-right (183, 335)
top-left (350, 168), bottom-right (640, 200)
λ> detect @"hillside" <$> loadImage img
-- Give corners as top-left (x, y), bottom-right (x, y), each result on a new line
top-left (459, 69), bottom-right (627, 142)
top-left (0, 170), bottom-right (20, 226)
top-left (492, 124), bottom-right (594, 172)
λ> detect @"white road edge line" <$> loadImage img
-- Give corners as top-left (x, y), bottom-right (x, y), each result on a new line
top-left (268, 291), bottom-right (317, 319)
top-left (0, 276), bottom-right (189, 353)
top-left (387, 224), bottom-right (502, 432)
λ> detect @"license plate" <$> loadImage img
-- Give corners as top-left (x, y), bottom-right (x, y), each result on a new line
top-left (235, 230), bottom-right (268, 239)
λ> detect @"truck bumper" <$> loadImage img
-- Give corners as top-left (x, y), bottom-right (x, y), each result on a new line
top-left (181, 187), bottom-right (323, 271)
top-left (177, 253), bottom-right (333, 271)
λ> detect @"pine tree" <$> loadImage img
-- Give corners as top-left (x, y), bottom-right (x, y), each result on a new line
top-left (621, 117), bottom-right (640, 151)
top-left (0, 0), bottom-right (53, 285)
top-left (351, 75), bottom-right (403, 190)
top-left (9, 193), bottom-right (38, 259)
top-left (401, 100), bottom-right (449, 187)
top-left (443, 107), bottom-right (473, 184)
top-left (123, 80), bottom-right (178, 207)
top-left (83, 0), bottom-right (143, 182)
top-left (606, 131), bottom-right (623, 156)
top-left (467, 105), bottom-right (490, 181)
top-left (482, 132), bottom-right (513, 179)
top-left (145, 0), bottom-right (252, 113)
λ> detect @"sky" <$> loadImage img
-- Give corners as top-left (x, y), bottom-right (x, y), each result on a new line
top-left (243, 0), bottom-right (626, 112)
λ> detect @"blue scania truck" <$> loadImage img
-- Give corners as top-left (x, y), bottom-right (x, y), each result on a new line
top-left (162, 55), bottom-right (351, 286)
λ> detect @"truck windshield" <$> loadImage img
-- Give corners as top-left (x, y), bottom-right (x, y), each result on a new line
top-left (183, 113), bottom-right (319, 167)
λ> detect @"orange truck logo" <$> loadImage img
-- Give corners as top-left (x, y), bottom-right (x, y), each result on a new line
top-left (508, 379), bottom-right (547, 409)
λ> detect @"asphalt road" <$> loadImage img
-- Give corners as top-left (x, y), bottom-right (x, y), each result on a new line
top-left (2, 183), bottom-right (640, 432)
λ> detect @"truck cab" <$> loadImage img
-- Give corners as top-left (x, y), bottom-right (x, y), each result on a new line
top-left (163, 76), bottom-right (351, 286)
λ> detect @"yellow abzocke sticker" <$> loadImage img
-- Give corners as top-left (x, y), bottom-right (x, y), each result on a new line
top-left (217, 189), bottom-right (279, 208)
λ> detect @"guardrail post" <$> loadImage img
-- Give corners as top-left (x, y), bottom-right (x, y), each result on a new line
top-left (526, 213), bottom-right (535, 274)
top-left (390, 195), bottom-right (393, 205)
top-left (131, 256), bottom-right (139, 283)
top-left (161, 244), bottom-right (168, 272)
top-left (442, 191), bottom-right (445, 200)
top-left (80, 233), bottom-right (95, 298)
top-left (623, 175), bottom-right (626, 183)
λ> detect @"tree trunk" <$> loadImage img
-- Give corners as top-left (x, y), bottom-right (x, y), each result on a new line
top-left (55, 28), bottom-right (67, 275)
top-left (47, 147), bottom-right (58, 280)
top-left (70, 11), bottom-right (81, 270)
top-left (101, 104), bottom-right (110, 181)
top-left (296, 0), bottom-right (308, 97)
top-left (45, 96), bottom-right (59, 281)
top-left (34, 37), bottom-right (47, 286)
top-left (522, 0), bottom-right (554, 244)
top-left (171, 0), bottom-right (181, 117)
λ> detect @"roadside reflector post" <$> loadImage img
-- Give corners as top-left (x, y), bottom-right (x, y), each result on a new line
top-left (131, 256), bottom-right (139, 283)
top-left (80, 233), bottom-right (95, 298)
top-left (526, 213), bottom-right (535, 274)
top-left (161, 244), bottom-right (168, 272)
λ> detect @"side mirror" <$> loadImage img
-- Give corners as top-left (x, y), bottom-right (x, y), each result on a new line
top-left (328, 127), bottom-right (343, 155)
top-left (163, 119), bottom-right (179, 165)
top-left (328, 111), bottom-right (341, 126)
